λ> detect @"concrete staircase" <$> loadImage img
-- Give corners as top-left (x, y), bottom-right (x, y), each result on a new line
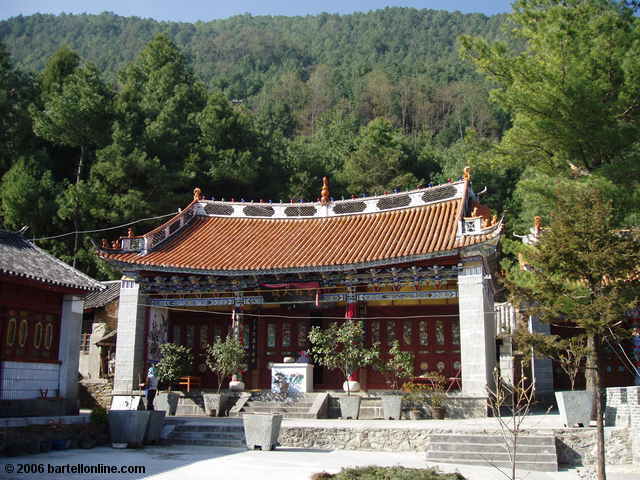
top-left (425, 433), bottom-right (558, 472)
top-left (165, 420), bottom-right (246, 447)
top-left (229, 392), bottom-right (328, 419)
top-left (174, 394), bottom-right (206, 416)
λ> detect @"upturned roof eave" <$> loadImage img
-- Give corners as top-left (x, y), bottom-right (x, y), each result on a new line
top-left (98, 237), bottom-right (500, 278)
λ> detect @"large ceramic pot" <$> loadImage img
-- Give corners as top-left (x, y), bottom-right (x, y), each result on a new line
top-left (243, 413), bottom-right (283, 451)
top-left (339, 396), bottom-right (361, 419)
top-left (108, 410), bottom-right (151, 448)
top-left (556, 390), bottom-right (593, 427)
top-left (431, 406), bottom-right (446, 420)
top-left (342, 380), bottom-right (361, 393)
top-left (203, 393), bottom-right (233, 417)
top-left (381, 395), bottom-right (403, 420)
top-left (144, 410), bottom-right (166, 444)
top-left (154, 392), bottom-right (179, 416)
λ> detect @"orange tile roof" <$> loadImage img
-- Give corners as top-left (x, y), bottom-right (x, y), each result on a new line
top-left (99, 193), bottom-right (500, 275)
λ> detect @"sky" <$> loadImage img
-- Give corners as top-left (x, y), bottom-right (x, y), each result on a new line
top-left (0, 1), bottom-right (513, 22)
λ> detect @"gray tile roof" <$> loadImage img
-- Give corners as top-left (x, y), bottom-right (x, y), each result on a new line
top-left (84, 280), bottom-right (120, 310)
top-left (0, 230), bottom-right (102, 291)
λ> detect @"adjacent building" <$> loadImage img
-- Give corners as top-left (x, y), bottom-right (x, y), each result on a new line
top-left (0, 230), bottom-right (101, 416)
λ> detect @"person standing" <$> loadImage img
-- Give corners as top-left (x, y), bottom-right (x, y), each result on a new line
top-left (140, 363), bottom-right (159, 410)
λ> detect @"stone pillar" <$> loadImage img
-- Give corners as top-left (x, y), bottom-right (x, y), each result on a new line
top-left (88, 321), bottom-right (107, 378)
top-left (627, 386), bottom-right (640, 465)
top-left (458, 258), bottom-right (496, 397)
top-left (58, 295), bottom-right (84, 414)
top-left (528, 315), bottom-right (555, 398)
top-left (113, 276), bottom-right (147, 394)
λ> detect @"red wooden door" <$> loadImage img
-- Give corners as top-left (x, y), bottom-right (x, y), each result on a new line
top-left (365, 306), bottom-right (461, 390)
top-left (169, 311), bottom-right (229, 389)
top-left (259, 309), bottom-right (311, 389)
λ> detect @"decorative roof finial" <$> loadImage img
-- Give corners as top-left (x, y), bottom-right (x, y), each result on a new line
top-left (193, 187), bottom-right (202, 201)
top-left (127, 227), bottom-right (134, 238)
top-left (463, 166), bottom-right (471, 181)
top-left (534, 216), bottom-right (542, 234)
top-left (320, 177), bottom-right (330, 205)
top-left (101, 239), bottom-right (109, 249)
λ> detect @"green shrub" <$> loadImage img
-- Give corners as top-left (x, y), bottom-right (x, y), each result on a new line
top-left (89, 406), bottom-right (107, 426)
top-left (319, 466), bottom-right (466, 479)
top-left (156, 343), bottom-right (194, 389)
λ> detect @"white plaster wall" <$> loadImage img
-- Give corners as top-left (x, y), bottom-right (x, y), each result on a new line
top-left (0, 361), bottom-right (60, 399)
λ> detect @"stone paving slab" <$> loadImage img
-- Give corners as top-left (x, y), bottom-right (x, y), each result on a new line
top-left (4, 444), bottom-right (633, 480)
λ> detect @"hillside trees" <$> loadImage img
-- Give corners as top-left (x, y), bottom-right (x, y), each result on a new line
top-left (88, 34), bottom-right (206, 224)
top-left (460, 0), bottom-right (640, 229)
top-left (0, 43), bottom-right (39, 177)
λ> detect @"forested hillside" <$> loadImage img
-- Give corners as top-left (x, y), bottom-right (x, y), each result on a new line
top-left (1, 3), bottom-right (638, 281)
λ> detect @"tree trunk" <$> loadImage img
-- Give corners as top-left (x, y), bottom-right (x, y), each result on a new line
top-left (588, 333), bottom-right (607, 480)
top-left (72, 145), bottom-right (86, 268)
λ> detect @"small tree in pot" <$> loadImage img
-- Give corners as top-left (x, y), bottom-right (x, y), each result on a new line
top-left (155, 343), bottom-right (194, 391)
top-left (308, 319), bottom-right (380, 419)
top-left (204, 335), bottom-right (246, 416)
top-left (374, 340), bottom-right (414, 419)
top-left (517, 330), bottom-right (591, 426)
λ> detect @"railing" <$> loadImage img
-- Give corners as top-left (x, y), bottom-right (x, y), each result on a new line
top-left (495, 302), bottom-right (517, 336)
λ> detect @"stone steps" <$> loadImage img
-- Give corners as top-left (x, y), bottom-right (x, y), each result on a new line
top-left (425, 434), bottom-right (558, 472)
top-left (167, 423), bottom-right (246, 448)
top-left (230, 392), bottom-right (323, 419)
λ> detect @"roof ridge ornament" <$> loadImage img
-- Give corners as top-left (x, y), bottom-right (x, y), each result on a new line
top-left (320, 177), bottom-right (330, 205)
top-left (534, 215), bottom-right (542, 235)
top-left (463, 166), bottom-right (471, 182)
top-left (193, 187), bottom-right (203, 201)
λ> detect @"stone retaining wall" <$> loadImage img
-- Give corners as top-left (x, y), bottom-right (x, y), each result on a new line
top-left (605, 385), bottom-right (640, 465)
top-left (280, 426), bottom-right (432, 451)
top-left (278, 424), bottom-right (632, 468)
top-left (555, 428), bottom-right (631, 466)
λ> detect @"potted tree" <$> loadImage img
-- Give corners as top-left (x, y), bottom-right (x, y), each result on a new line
top-left (308, 319), bottom-right (380, 419)
top-left (424, 371), bottom-right (448, 419)
top-left (204, 335), bottom-right (246, 417)
top-left (402, 381), bottom-right (427, 419)
top-left (517, 331), bottom-right (591, 427)
top-left (374, 340), bottom-right (414, 420)
top-left (154, 343), bottom-right (194, 416)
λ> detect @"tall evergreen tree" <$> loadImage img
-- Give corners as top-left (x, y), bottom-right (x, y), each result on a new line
top-left (506, 186), bottom-right (640, 480)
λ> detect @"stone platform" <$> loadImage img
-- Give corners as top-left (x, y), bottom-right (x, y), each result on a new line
top-left (160, 413), bottom-right (632, 469)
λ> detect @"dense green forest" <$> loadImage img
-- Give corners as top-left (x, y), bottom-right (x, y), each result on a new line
top-left (0, 3), bottom-right (638, 280)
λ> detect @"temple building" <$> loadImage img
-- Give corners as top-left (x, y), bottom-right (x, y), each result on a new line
top-left (97, 169), bottom-right (502, 403)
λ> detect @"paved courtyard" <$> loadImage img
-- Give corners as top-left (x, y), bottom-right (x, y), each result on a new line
top-left (1, 444), bottom-right (638, 480)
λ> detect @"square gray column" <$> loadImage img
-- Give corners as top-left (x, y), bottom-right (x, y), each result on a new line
top-left (458, 259), bottom-right (496, 397)
top-left (113, 277), bottom-right (147, 394)
top-left (58, 294), bottom-right (84, 414)
top-left (528, 315), bottom-right (554, 396)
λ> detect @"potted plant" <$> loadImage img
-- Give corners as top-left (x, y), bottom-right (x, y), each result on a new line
top-left (374, 340), bottom-right (414, 420)
top-left (423, 371), bottom-right (448, 419)
top-left (308, 319), bottom-right (380, 419)
top-left (204, 335), bottom-right (246, 416)
top-left (517, 331), bottom-right (592, 426)
top-left (154, 343), bottom-right (194, 415)
top-left (402, 381), bottom-right (427, 419)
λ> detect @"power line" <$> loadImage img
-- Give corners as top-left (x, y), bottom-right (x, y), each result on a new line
top-left (30, 211), bottom-right (178, 242)
top-left (138, 303), bottom-right (479, 321)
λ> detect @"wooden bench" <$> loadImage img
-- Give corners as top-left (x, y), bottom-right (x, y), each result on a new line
top-left (178, 376), bottom-right (201, 392)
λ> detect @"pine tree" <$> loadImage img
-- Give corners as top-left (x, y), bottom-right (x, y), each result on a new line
top-left (506, 186), bottom-right (640, 480)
